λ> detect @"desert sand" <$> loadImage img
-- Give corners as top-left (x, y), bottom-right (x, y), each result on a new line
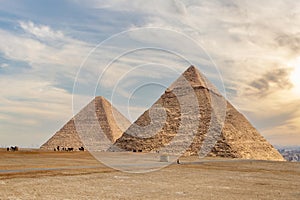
top-left (0, 150), bottom-right (299, 200)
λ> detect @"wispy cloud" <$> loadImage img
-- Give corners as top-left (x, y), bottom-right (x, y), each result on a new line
top-left (0, 63), bottom-right (8, 68)
top-left (244, 68), bottom-right (293, 98)
top-left (275, 33), bottom-right (300, 57)
top-left (19, 21), bottom-right (64, 40)
top-left (0, 28), bottom-right (86, 68)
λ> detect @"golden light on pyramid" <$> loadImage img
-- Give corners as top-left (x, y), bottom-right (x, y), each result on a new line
top-left (112, 66), bottom-right (285, 161)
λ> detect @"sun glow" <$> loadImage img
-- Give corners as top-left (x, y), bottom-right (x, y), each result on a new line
top-left (289, 58), bottom-right (300, 96)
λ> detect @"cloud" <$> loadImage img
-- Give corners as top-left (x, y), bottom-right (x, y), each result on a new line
top-left (0, 76), bottom-right (75, 146)
top-left (0, 20), bottom-right (96, 146)
top-left (88, 0), bottom-right (187, 17)
top-left (19, 21), bottom-right (64, 40)
top-left (275, 33), bottom-right (300, 56)
top-left (0, 20), bottom-right (95, 95)
top-left (0, 27), bottom-right (89, 68)
top-left (245, 68), bottom-right (293, 97)
top-left (262, 103), bottom-right (300, 146)
top-left (0, 77), bottom-right (72, 119)
top-left (0, 63), bottom-right (8, 68)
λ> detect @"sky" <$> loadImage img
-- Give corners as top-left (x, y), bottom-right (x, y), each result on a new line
top-left (0, 0), bottom-right (299, 148)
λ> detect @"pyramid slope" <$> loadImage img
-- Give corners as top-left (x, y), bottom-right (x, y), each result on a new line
top-left (113, 66), bottom-right (284, 161)
top-left (209, 102), bottom-right (284, 160)
top-left (40, 120), bottom-right (84, 150)
top-left (40, 96), bottom-right (131, 151)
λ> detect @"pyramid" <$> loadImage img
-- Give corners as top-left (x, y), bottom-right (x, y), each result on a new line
top-left (40, 96), bottom-right (131, 151)
top-left (112, 66), bottom-right (285, 161)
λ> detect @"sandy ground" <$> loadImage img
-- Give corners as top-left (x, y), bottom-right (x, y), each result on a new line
top-left (0, 150), bottom-right (299, 200)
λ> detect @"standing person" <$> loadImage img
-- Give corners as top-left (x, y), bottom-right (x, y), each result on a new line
top-left (177, 159), bottom-right (180, 164)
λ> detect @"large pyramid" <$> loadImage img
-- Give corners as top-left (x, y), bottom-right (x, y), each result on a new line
top-left (41, 96), bottom-right (131, 151)
top-left (112, 66), bottom-right (284, 161)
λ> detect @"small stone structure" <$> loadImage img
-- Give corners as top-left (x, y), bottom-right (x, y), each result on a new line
top-left (160, 155), bottom-right (169, 162)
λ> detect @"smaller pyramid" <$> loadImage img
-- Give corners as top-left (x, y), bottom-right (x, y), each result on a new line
top-left (40, 96), bottom-right (131, 151)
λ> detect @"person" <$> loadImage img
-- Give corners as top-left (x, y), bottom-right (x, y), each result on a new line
top-left (177, 159), bottom-right (180, 164)
top-left (6, 147), bottom-right (9, 151)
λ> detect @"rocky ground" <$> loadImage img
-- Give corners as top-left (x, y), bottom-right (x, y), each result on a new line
top-left (0, 150), bottom-right (299, 199)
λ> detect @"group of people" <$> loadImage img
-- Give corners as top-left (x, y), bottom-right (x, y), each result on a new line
top-left (54, 146), bottom-right (84, 152)
top-left (6, 146), bottom-right (18, 151)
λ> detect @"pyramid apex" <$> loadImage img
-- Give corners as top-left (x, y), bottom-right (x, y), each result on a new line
top-left (182, 65), bottom-right (201, 76)
top-left (187, 65), bottom-right (197, 71)
top-left (94, 96), bottom-right (108, 103)
top-left (181, 65), bottom-right (207, 88)
top-left (94, 96), bottom-right (105, 100)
